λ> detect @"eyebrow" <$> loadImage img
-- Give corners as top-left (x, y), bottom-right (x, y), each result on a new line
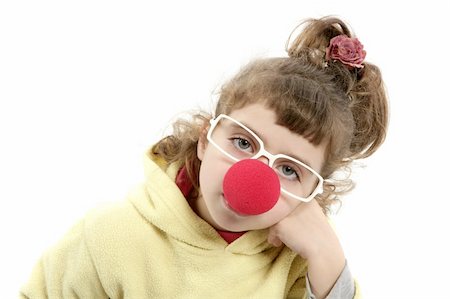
top-left (233, 120), bottom-right (315, 169)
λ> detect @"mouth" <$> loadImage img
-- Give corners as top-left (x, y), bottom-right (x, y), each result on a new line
top-left (221, 194), bottom-right (248, 217)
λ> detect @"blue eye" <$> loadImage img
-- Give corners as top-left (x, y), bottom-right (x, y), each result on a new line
top-left (278, 165), bottom-right (301, 181)
top-left (282, 165), bottom-right (297, 176)
top-left (232, 137), bottom-right (252, 152)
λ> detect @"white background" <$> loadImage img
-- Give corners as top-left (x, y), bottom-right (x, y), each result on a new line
top-left (1, 1), bottom-right (449, 298)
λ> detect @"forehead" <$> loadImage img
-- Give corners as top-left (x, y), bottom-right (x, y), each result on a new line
top-left (227, 103), bottom-right (327, 171)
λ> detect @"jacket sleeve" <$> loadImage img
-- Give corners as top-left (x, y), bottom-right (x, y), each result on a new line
top-left (288, 261), bottom-right (362, 299)
top-left (19, 219), bottom-right (108, 299)
top-left (305, 261), bottom-right (361, 299)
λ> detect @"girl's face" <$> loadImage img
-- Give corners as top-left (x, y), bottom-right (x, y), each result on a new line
top-left (195, 103), bottom-right (327, 232)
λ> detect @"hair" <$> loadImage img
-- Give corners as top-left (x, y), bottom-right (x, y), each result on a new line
top-left (152, 16), bottom-right (389, 214)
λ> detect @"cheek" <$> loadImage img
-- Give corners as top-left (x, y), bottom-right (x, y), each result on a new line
top-left (199, 152), bottom-right (229, 193)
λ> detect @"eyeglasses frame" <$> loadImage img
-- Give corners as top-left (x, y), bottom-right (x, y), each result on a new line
top-left (206, 114), bottom-right (324, 202)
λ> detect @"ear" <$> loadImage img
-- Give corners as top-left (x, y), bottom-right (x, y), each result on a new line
top-left (196, 123), bottom-right (210, 162)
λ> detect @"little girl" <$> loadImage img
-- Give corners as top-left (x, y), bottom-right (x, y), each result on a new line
top-left (21, 16), bottom-right (388, 299)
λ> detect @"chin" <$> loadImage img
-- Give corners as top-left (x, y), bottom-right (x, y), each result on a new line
top-left (213, 213), bottom-right (266, 232)
top-left (211, 213), bottom-right (244, 231)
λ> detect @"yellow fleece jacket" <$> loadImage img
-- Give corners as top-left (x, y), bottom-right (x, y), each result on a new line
top-left (20, 150), bottom-right (361, 299)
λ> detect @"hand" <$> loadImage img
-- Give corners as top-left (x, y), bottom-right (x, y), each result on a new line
top-left (267, 199), bottom-right (342, 259)
top-left (267, 199), bottom-right (346, 299)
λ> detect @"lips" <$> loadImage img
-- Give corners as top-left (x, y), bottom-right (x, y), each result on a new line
top-left (221, 194), bottom-right (248, 217)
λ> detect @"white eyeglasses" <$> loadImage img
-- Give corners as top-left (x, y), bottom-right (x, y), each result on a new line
top-left (207, 114), bottom-right (324, 202)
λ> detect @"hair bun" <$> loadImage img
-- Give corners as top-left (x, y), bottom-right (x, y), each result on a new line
top-left (286, 17), bottom-right (352, 64)
top-left (286, 16), bottom-right (388, 159)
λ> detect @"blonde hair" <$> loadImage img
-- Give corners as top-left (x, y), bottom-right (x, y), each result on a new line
top-left (152, 16), bottom-right (389, 213)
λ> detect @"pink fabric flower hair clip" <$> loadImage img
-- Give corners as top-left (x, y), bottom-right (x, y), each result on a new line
top-left (325, 35), bottom-right (366, 69)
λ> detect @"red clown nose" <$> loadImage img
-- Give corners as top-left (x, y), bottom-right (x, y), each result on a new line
top-left (223, 159), bottom-right (281, 215)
